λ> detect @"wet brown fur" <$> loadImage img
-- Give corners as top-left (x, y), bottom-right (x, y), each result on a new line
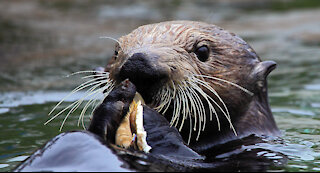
top-left (105, 21), bottom-right (280, 152)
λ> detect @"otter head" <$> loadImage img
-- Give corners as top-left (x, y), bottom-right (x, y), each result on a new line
top-left (103, 21), bottom-right (279, 149)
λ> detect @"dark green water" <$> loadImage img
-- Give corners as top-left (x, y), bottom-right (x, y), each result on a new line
top-left (0, 0), bottom-right (320, 172)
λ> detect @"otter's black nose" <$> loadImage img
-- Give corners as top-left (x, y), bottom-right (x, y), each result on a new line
top-left (119, 53), bottom-right (167, 84)
top-left (118, 52), bottom-right (168, 102)
top-left (120, 53), bottom-right (154, 80)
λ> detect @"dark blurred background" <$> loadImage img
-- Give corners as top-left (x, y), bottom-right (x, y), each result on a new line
top-left (1, 0), bottom-right (320, 172)
top-left (1, 0), bottom-right (320, 91)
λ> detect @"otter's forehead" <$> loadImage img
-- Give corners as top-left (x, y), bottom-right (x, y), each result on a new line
top-left (119, 21), bottom-right (213, 51)
top-left (118, 21), bottom-right (257, 58)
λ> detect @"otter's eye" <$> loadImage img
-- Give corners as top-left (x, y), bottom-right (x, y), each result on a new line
top-left (195, 46), bottom-right (209, 62)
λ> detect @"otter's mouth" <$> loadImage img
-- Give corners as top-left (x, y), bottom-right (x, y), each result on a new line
top-left (114, 78), bottom-right (165, 105)
top-left (115, 52), bottom-right (170, 104)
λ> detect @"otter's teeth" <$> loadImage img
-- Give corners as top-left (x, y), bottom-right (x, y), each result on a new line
top-left (115, 92), bottom-right (151, 153)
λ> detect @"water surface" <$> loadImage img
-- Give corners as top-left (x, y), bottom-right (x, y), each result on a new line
top-left (0, 0), bottom-right (320, 171)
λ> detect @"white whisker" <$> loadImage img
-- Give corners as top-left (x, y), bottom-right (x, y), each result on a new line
top-left (161, 86), bottom-right (172, 114)
top-left (180, 84), bottom-right (191, 130)
top-left (78, 82), bottom-right (115, 128)
top-left (192, 77), bottom-right (237, 136)
top-left (176, 85), bottom-right (186, 129)
top-left (99, 36), bottom-right (121, 46)
top-left (59, 81), bottom-right (108, 131)
top-left (193, 74), bottom-right (254, 96)
top-left (150, 73), bottom-right (247, 143)
top-left (48, 75), bottom-right (109, 116)
top-left (78, 87), bottom-right (106, 128)
top-left (81, 73), bottom-right (109, 79)
top-left (188, 86), bottom-right (202, 138)
top-left (46, 68), bottom-right (114, 131)
top-left (187, 79), bottom-right (219, 131)
top-left (64, 70), bottom-right (109, 78)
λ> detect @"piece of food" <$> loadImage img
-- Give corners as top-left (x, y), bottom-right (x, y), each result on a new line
top-left (115, 93), bottom-right (151, 153)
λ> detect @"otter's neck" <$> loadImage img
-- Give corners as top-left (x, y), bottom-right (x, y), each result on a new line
top-left (188, 90), bottom-right (280, 153)
top-left (235, 89), bottom-right (280, 138)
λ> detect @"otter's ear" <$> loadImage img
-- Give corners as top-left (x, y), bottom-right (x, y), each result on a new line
top-left (252, 61), bottom-right (277, 80)
top-left (252, 61), bottom-right (277, 91)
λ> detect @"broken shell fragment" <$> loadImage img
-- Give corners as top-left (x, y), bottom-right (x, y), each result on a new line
top-left (115, 92), bottom-right (151, 153)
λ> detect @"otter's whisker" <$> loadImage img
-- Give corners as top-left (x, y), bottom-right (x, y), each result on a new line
top-left (154, 86), bottom-right (169, 112)
top-left (49, 80), bottom-right (108, 126)
top-left (159, 81), bottom-right (177, 125)
top-left (176, 85), bottom-right (187, 130)
top-left (78, 90), bottom-right (101, 127)
top-left (193, 74), bottom-right (254, 96)
top-left (169, 82), bottom-right (194, 144)
top-left (79, 82), bottom-right (115, 128)
top-left (171, 80), bottom-right (177, 98)
top-left (170, 92), bottom-right (177, 126)
top-left (189, 86), bottom-right (205, 136)
top-left (99, 36), bottom-right (121, 46)
top-left (56, 79), bottom-right (109, 119)
top-left (180, 84), bottom-right (196, 132)
top-left (173, 86), bottom-right (184, 129)
top-left (171, 88), bottom-right (181, 127)
top-left (187, 84), bottom-right (201, 131)
top-left (64, 70), bottom-right (109, 78)
top-left (187, 79), bottom-right (219, 131)
top-left (77, 81), bottom-right (114, 127)
top-left (192, 77), bottom-right (231, 120)
top-left (180, 84), bottom-right (191, 130)
top-left (159, 85), bottom-right (173, 115)
top-left (89, 84), bottom-right (115, 122)
top-left (179, 84), bottom-right (198, 142)
top-left (88, 95), bottom-right (101, 122)
top-left (193, 78), bottom-right (237, 136)
top-left (47, 79), bottom-right (106, 127)
top-left (45, 101), bottom-right (78, 125)
top-left (173, 86), bottom-right (181, 128)
top-left (188, 77), bottom-right (214, 120)
top-left (185, 84), bottom-right (205, 141)
top-left (48, 75), bottom-right (109, 116)
top-left (46, 78), bottom-right (110, 126)
top-left (78, 87), bottom-right (105, 129)
top-left (61, 81), bottom-right (112, 131)
top-left (59, 81), bottom-right (108, 131)
top-left (197, 80), bottom-right (231, 124)
top-left (187, 106), bottom-right (193, 145)
top-left (81, 73), bottom-right (109, 79)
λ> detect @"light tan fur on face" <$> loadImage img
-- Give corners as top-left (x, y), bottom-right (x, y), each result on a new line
top-left (106, 21), bottom-right (257, 143)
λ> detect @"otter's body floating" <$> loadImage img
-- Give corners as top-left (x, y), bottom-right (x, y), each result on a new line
top-left (16, 21), bottom-right (282, 172)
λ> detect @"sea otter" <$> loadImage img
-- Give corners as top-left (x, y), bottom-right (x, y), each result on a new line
top-left (15, 21), bottom-right (283, 172)
top-left (99, 20), bottom-right (280, 151)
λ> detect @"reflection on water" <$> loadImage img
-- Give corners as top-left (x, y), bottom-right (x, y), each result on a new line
top-left (0, 0), bottom-right (320, 172)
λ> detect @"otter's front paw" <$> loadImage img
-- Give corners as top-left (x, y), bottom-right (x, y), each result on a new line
top-left (88, 79), bottom-right (136, 143)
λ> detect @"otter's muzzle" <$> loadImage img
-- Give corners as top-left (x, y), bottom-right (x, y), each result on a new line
top-left (118, 52), bottom-right (169, 102)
